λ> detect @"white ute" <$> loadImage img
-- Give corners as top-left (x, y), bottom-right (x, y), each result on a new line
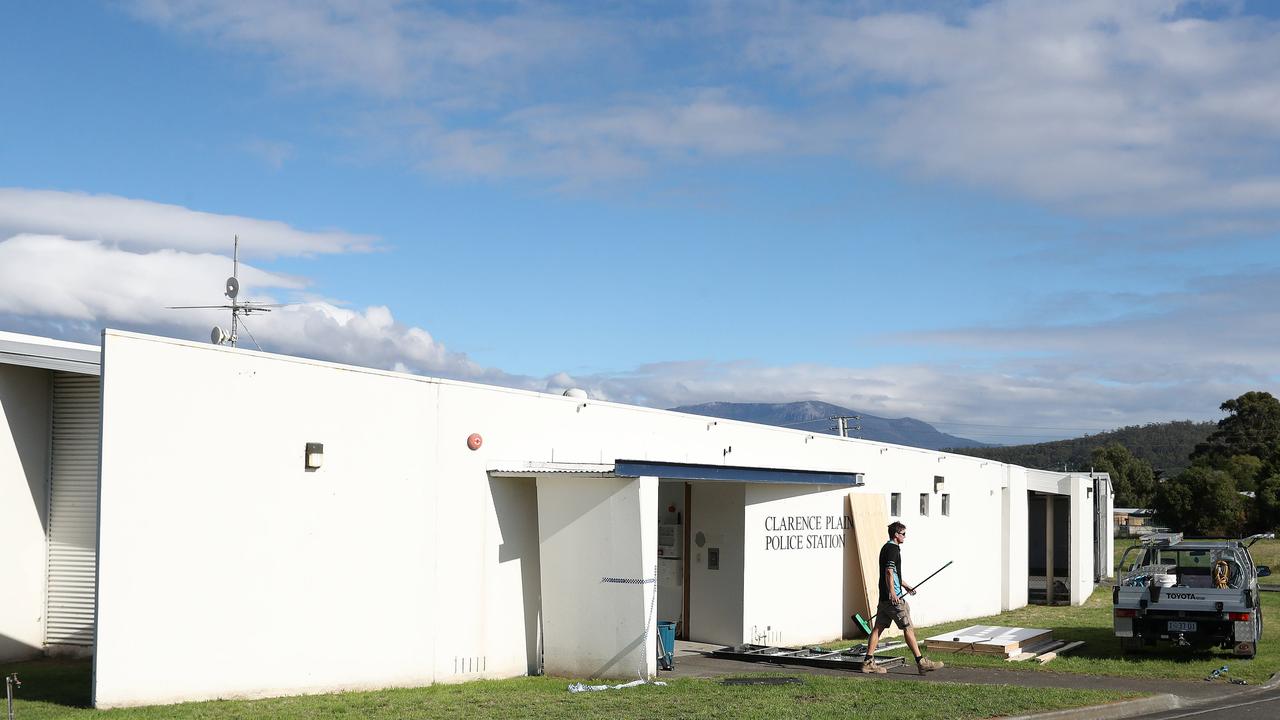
top-left (1113, 532), bottom-right (1273, 658)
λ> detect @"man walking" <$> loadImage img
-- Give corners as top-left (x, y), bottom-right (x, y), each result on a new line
top-left (862, 521), bottom-right (944, 675)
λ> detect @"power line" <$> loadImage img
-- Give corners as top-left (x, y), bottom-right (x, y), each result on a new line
top-left (927, 420), bottom-right (1138, 432)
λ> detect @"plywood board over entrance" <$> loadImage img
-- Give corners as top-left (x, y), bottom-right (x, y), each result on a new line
top-left (845, 492), bottom-right (888, 637)
top-left (924, 625), bottom-right (1053, 655)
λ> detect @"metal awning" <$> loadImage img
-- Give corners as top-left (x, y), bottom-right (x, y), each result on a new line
top-left (0, 331), bottom-right (100, 375)
top-left (489, 459), bottom-right (863, 486)
top-left (488, 461), bottom-right (616, 478)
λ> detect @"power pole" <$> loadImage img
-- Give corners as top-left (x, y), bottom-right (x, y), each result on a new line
top-left (832, 415), bottom-right (861, 438)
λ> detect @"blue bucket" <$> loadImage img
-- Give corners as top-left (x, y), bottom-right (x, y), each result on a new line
top-left (657, 621), bottom-right (676, 670)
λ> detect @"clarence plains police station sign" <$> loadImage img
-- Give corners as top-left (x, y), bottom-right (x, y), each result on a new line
top-left (764, 514), bottom-right (853, 550)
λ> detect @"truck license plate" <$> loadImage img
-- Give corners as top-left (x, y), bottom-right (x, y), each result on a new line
top-left (1168, 621), bottom-right (1197, 633)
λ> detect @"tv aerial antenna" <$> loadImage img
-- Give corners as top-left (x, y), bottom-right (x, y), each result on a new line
top-left (167, 236), bottom-right (283, 349)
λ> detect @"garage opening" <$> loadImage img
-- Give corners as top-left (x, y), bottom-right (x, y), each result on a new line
top-left (1027, 491), bottom-right (1069, 605)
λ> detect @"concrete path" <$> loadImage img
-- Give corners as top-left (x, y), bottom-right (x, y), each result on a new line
top-left (663, 640), bottom-right (1279, 719)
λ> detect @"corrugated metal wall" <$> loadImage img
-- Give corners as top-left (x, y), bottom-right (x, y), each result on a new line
top-left (45, 372), bottom-right (101, 647)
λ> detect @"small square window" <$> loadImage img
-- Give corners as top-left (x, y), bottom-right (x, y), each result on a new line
top-left (890, 493), bottom-right (901, 516)
top-left (919, 493), bottom-right (929, 516)
top-left (942, 493), bottom-right (951, 516)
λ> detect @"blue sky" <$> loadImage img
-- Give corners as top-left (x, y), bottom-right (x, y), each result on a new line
top-left (3, 0), bottom-right (1279, 444)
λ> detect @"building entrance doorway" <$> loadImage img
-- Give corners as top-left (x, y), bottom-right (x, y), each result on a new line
top-left (1028, 491), bottom-right (1069, 605)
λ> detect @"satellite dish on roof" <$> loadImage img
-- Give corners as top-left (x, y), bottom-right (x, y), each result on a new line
top-left (168, 236), bottom-right (288, 350)
top-left (563, 388), bottom-right (588, 399)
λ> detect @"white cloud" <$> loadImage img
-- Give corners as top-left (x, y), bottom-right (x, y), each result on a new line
top-left (123, 2), bottom-right (831, 184)
top-left (524, 265), bottom-right (1280, 443)
top-left (0, 233), bottom-right (487, 380)
top-left (418, 90), bottom-right (810, 182)
top-left (243, 137), bottom-right (296, 170)
top-left (0, 189), bottom-right (375, 257)
top-left (125, 0), bottom-right (603, 101)
top-left (0, 234), bottom-right (302, 322)
top-left (3, 229), bottom-right (1273, 444)
top-left (750, 1), bottom-right (1280, 215)
top-left (125, 1), bottom-right (1280, 215)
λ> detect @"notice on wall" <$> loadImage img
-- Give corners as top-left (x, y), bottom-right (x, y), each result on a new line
top-left (762, 514), bottom-right (852, 550)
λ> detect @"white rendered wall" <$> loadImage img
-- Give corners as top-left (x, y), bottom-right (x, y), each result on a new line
top-left (94, 333), bottom-right (442, 707)
top-left (1001, 466), bottom-right (1030, 611)
top-left (0, 364), bottom-right (50, 661)
top-left (1102, 479), bottom-right (1115, 579)
top-left (91, 329), bottom-right (1091, 706)
top-left (687, 482), bottom-right (745, 645)
top-left (847, 448), bottom-right (1008, 631)
top-left (537, 475), bottom-right (657, 678)
top-left (743, 484), bottom-right (849, 646)
top-left (1069, 477), bottom-right (1095, 604)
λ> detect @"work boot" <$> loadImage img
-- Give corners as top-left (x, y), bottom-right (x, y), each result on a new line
top-left (916, 657), bottom-right (944, 675)
top-left (860, 658), bottom-right (887, 674)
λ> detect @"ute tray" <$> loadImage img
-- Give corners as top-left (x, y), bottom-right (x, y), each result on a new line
top-left (711, 643), bottom-right (905, 671)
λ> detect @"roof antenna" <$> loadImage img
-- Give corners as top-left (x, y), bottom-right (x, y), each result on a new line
top-left (167, 235), bottom-right (282, 349)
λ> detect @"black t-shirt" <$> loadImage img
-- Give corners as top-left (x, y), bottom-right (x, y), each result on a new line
top-left (878, 540), bottom-right (903, 604)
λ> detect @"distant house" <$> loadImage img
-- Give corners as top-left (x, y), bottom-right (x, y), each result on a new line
top-left (1114, 507), bottom-right (1159, 536)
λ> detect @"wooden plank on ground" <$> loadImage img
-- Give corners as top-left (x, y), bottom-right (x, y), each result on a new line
top-left (1006, 640), bottom-right (1059, 662)
top-left (1006, 639), bottom-right (1062, 661)
top-left (1038, 640), bottom-right (1085, 663)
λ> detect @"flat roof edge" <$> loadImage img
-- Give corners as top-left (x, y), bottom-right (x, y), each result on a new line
top-left (0, 334), bottom-right (101, 376)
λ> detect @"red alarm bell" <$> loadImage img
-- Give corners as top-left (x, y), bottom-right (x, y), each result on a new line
top-left (467, 433), bottom-right (483, 450)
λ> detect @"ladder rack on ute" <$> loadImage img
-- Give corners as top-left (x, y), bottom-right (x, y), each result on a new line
top-left (1140, 532), bottom-right (1183, 547)
top-left (1245, 533), bottom-right (1275, 548)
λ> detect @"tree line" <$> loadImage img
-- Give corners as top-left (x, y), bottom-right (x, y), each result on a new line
top-left (949, 391), bottom-right (1280, 535)
top-left (1151, 391), bottom-right (1280, 535)
top-left (945, 420), bottom-right (1213, 475)
top-left (1056, 392), bottom-right (1279, 535)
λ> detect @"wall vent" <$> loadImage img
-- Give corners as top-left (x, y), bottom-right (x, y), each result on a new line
top-left (453, 656), bottom-right (488, 673)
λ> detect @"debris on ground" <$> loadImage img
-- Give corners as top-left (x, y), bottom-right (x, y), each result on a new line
top-left (567, 679), bottom-right (668, 693)
top-left (1204, 665), bottom-right (1229, 681)
top-left (721, 677), bottom-right (802, 686)
top-left (1034, 640), bottom-right (1086, 665)
top-left (842, 641), bottom-right (907, 656)
top-left (1006, 640), bottom-right (1063, 662)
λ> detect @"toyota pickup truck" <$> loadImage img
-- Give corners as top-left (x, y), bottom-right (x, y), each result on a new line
top-left (1113, 532), bottom-right (1272, 658)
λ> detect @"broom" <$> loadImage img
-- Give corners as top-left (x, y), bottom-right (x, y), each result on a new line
top-left (852, 560), bottom-right (953, 635)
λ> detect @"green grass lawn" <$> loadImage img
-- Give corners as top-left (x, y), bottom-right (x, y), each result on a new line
top-left (819, 539), bottom-right (1280, 686)
top-left (0, 658), bottom-right (1135, 720)
top-left (13, 538), bottom-right (1276, 718)
top-left (880, 585), bottom-right (1280, 684)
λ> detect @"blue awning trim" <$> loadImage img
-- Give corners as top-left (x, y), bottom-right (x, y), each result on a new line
top-left (613, 460), bottom-right (863, 486)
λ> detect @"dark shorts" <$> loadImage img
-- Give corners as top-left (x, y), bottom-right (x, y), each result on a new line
top-left (875, 598), bottom-right (912, 630)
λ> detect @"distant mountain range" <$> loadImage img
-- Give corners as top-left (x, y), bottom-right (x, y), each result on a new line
top-left (667, 401), bottom-right (991, 450)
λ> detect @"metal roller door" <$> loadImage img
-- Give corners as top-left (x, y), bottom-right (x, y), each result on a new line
top-left (45, 372), bottom-right (101, 647)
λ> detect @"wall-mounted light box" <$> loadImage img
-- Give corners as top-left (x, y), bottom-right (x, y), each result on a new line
top-left (305, 442), bottom-right (324, 470)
